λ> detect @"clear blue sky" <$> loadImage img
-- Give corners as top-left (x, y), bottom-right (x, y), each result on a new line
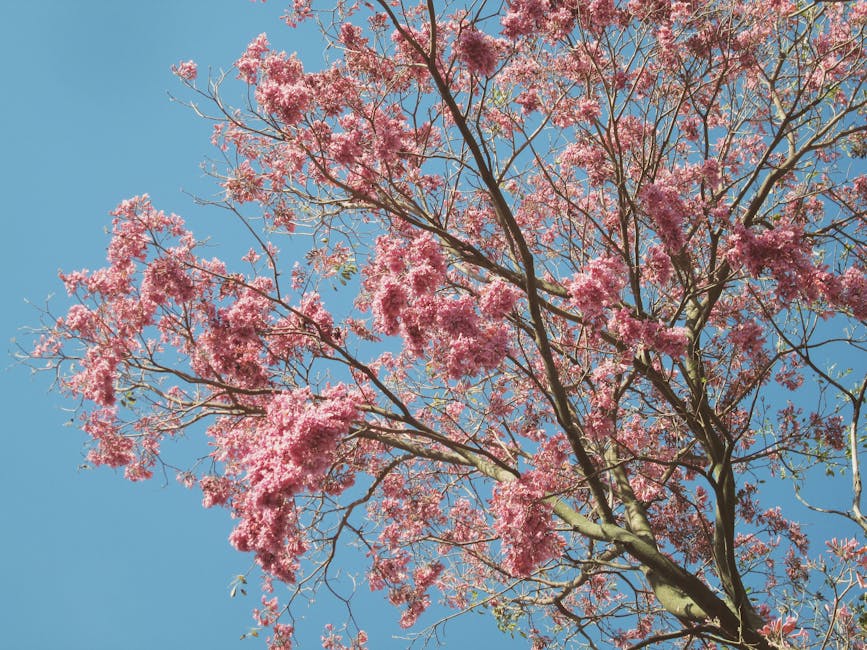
top-left (0, 2), bottom-right (528, 649)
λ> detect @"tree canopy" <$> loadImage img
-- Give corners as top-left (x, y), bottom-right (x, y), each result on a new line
top-left (29, 1), bottom-right (867, 648)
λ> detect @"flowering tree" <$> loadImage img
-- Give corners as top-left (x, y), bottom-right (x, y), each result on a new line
top-left (29, 0), bottom-right (867, 648)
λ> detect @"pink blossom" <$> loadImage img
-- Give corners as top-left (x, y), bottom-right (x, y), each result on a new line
top-left (62, 304), bottom-right (98, 338)
top-left (59, 269), bottom-right (89, 295)
top-left (260, 386), bottom-right (358, 485)
top-left (454, 28), bottom-right (500, 76)
top-left (225, 160), bottom-right (263, 203)
top-left (653, 325), bottom-right (689, 357)
top-left (702, 158), bottom-right (722, 188)
top-left (568, 255), bottom-right (627, 319)
top-left (837, 266), bottom-right (867, 321)
top-left (580, 0), bottom-right (620, 33)
top-left (141, 255), bottom-right (195, 305)
top-left (613, 115), bottom-right (648, 152)
top-left (124, 462), bottom-right (153, 482)
top-left (299, 292), bottom-right (335, 341)
top-left (492, 476), bottom-right (564, 576)
top-left (443, 323), bottom-right (510, 378)
top-left (329, 128), bottom-right (363, 166)
top-left (655, 24), bottom-right (679, 66)
top-left (369, 553), bottom-right (443, 629)
top-left (229, 495), bottom-right (305, 583)
top-left (225, 387), bottom-right (358, 582)
top-left (726, 223), bottom-right (817, 302)
top-left (608, 308), bottom-right (688, 357)
top-left (667, 1), bottom-right (691, 20)
top-left (321, 625), bottom-right (368, 650)
top-left (584, 409), bottom-right (614, 439)
top-left (479, 279), bottom-right (522, 318)
top-left (257, 79), bottom-right (312, 125)
top-left (268, 623), bottom-right (294, 650)
top-left (200, 475), bottom-right (233, 508)
top-left (502, 0), bottom-right (548, 38)
top-left (408, 233), bottom-right (446, 291)
top-left (71, 346), bottom-right (122, 407)
top-left (515, 88), bottom-right (541, 114)
top-left (827, 537), bottom-right (867, 561)
top-left (237, 33), bottom-right (270, 83)
top-left (254, 52), bottom-right (311, 125)
top-left (368, 552), bottom-right (410, 591)
top-left (642, 245), bottom-right (673, 285)
top-left (559, 141), bottom-right (612, 185)
top-left (639, 182), bottom-right (687, 253)
top-left (435, 295), bottom-right (480, 337)
top-left (727, 319), bottom-right (766, 356)
top-left (171, 59), bottom-right (198, 80)
top-left (372, 279), bottom-right (408, 335)
top-left (575, 98), bottom-right (601, 122)
top-left (377, 472), bottom-right (445, 547)
top-left (758, 615), bottom-right (803, 642)
top-left (82, 408), bottom-right (134, 468)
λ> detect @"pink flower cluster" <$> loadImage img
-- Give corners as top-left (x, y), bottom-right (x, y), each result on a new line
top-left (376, 472), bottom-right (445, 549)
top-left (225, 160), bottom-right (264, 203)
top-left (638, 182), bottom-right (687, 253)
top-left (140, 254), bottom-right (196, 306)
top-left (725, 224), bottom-right (867, 318)
top-left (835, 266), bottom-right (867, 321)
top-left (192, 280), bottom-right (275, 389)
top-left (608, 308), bottom-right (689, 357)
top-left (236, 33), bottom-right (270, 84)
top-left (454, 28), bottom-right (501, 76)
top-left (52, 196), bottom-right (196, 419)
top-left (641, 244), bottom-right (674, 285)
top-left (567, 255), bottom-right (627, 320)
top-left (321, 625), bottom-right (368, 650)
top-left (259, 386), bottom-right (358, 494)
top-left (230, 495), bottom-right (306, 583)
top-left (757, 616), bottom-right (805, 643)
top-left (366, 232), bottom-right (511, 378)
top-left (254, 596), bottom-right (294, 650)
top-left (368, 550), bottom-right (444, 628)
top-left (491, 476), bottom-right (564, 576)
top-left (255, 51), bottom-right (311, 126)
top-left (502, 0), bottom-right (548, 38)
top-left (824, 538), bottom-right (867, 590)
top-left (225, 386), bottom-right (359, 582)
top-left (171, 59), bottom-right (198, 80)
top-left (74, 347), bottom-right (122, 407)
top-left (826, 537), bottom-right (867, 563)
top-left (393, 562), bottom-right (444, 628)
top-left (559, 141), bottom-right (613, 185)
top-left (82, 408), bottom-right (135, 468)
top-left (200, 475), bottom-right (233, 508)
top-left (726, 223), bottom-right (815, 301)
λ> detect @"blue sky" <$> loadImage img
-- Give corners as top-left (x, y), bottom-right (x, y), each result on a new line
top-left (0, 2), bottom-right (529, 649)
